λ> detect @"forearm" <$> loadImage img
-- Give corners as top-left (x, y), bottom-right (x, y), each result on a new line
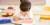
top-left (13, 17), bottom-right (23, 24)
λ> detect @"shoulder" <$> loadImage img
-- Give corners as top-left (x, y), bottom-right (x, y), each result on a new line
top-left (13, 11), bottom-right (20, 17)
top-left (28, 10), bottom-right (33, 18)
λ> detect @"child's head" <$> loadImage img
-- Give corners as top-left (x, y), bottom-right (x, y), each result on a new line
top-left (20, 2), bottom-right (31, 12)
top-left (20, 0), bottom-right (28, 3)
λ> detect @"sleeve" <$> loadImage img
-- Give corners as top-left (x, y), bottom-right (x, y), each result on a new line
top-left (28, 10), bottom-right (33, 19)
top-left (28, 10), bottom-right (37, 24)
top-left (11, 10), bottom-right (20, 23)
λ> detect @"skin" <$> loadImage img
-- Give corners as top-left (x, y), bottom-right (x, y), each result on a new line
top-left (13, 11), bottom-right (33, 24)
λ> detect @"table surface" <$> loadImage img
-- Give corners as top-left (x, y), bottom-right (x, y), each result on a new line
top-left (0, 20), bottom-right (50, 25)
top-left (0, 23), bottom-right (14, 25)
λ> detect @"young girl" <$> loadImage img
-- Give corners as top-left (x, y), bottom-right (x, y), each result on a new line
top-left (12, 2), bottom-right (34, 25)
top-left (20, 0), bottom-right (29, 3)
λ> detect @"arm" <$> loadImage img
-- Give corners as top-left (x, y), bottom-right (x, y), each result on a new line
top-left (13, 16), bottom-right (23, 24)
top-left (23, 11), bottom-right (33, 23)
top-left (22, 15), bottom-right (33, 23)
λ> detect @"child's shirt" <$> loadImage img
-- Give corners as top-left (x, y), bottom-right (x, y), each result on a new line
top-left (11, 9), bottom-right (35, 24)
top-left (14, 9), bottom-right (33, 19)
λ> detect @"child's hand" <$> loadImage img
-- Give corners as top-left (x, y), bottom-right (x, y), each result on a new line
top-left (13, 16), bottom-right (19, 21)
top-left (13, 16), bottom-right (22, 24)
top-left (23, 18), bottom-right (33, 23)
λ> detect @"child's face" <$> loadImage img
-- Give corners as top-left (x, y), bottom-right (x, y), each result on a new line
top-left (21, 11), bottom-right (28, 13)
top-left (21, 11), bottom-right (29, 15)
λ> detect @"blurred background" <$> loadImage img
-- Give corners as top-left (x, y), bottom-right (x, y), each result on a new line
top-left (0, 0), bottom-right (50, 25)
